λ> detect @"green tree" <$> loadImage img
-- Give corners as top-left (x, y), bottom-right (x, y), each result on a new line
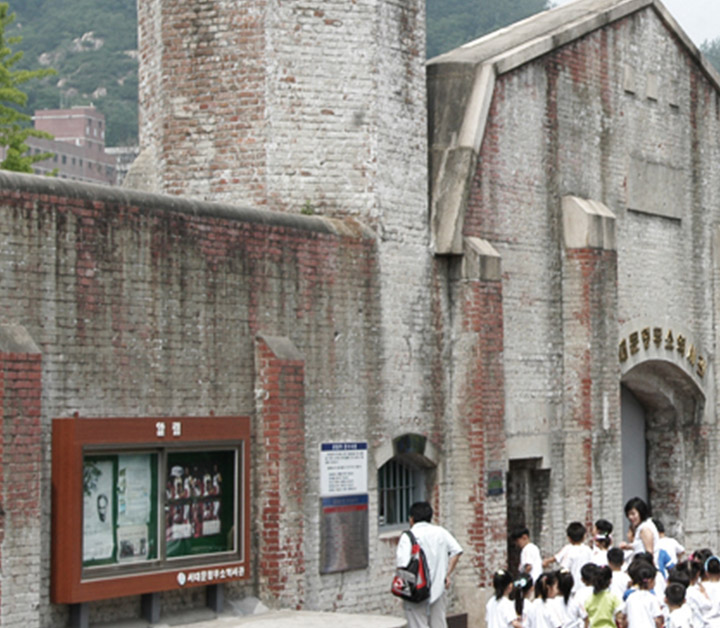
top-left (426, 0), bottom-right (552, 58)
top-left (0, 2), bottom-right (55, 173)
top-left (701, 38), bottom-right (720, 74)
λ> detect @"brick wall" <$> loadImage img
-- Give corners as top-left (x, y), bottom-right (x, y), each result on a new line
top-left (448, 268), bottom-right (508, 625)
top-left (254, 335), bottom-right (306, 608)
top-left (464, 5), bottom-right (720, 554)
top-left (561, 247), bottom-right (621, 527)
top-left (0, 331), bottom-right (42, 628)
top-left (0, 172), bottom-right (386, 625)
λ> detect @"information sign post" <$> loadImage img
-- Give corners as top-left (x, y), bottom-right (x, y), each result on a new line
top-left (318, 442), bottom-right (369, 573)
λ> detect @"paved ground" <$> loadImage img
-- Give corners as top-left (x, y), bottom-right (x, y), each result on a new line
top-left (99, 608), bottom-right (407, 628)
top-left (152, 610), bottom-right (407, 628)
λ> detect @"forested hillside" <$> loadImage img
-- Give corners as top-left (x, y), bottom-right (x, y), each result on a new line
top-left (9, 0), bottom-right (720, 148)
top-left (426, 0), bottom-right (551, 58)
top-left (11, 0), bottom-right (137, 146)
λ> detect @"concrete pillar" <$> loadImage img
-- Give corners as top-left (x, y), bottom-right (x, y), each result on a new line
top-left (560, 196), bottom-right (621, 526)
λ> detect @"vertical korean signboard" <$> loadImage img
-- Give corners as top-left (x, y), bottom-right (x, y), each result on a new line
top-left (319, 442), bottom-right (368, 574)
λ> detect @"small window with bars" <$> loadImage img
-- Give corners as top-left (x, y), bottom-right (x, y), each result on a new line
top-left (378, 458), bottom-right (419, 529)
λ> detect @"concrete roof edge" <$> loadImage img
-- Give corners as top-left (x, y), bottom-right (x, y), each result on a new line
top-left (490, 0), bottom-right (652, 75)
top-left (0, 170), bottom-right (376, 240)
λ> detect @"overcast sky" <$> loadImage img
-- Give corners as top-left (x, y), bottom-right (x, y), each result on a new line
top-left (553, 0), bottom-right (718, 46)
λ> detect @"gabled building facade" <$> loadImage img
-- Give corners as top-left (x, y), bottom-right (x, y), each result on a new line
top-left (0, 1), bottom-right (719, 626)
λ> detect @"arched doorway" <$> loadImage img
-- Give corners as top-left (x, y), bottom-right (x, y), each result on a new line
top-left (621, 359), bottom-right (705, 533)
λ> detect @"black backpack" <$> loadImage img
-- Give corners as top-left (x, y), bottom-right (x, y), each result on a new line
top-left (390, 530), bottom-right (431, 602)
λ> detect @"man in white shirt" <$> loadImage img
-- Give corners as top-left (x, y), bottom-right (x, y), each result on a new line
top-left (396, 501), bottom-right (463, 628)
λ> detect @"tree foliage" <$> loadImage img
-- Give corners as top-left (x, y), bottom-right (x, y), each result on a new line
top-left (701, 38), bottom-right (720, 74)
top-left (426, 0), bottom-right (552, 58)
top-left (0, 2), bottom-right (55, 173)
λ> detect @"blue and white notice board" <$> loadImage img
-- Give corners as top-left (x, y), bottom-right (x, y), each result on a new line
top-left (319, 442), bottom-right (368, 573)
top-left (320, 441), bottom-right (368, 496)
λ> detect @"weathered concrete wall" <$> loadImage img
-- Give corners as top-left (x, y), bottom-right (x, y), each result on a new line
top-left (463, 5), bottom-right (720, 554)
top-left (0, 172), bottom-right (390, 625)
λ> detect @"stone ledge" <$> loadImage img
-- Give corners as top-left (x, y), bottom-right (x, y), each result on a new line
top-left (562, 196), bottom-right (616, 250)
top-left (0, 170), bottom-right (375, 241)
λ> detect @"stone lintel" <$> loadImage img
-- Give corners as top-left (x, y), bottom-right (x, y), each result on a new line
top-left (256, 334), bottom-right (304, 362)
top-left (462, 237), bottom-right (502, 281)
top-left (506, 434), bottom-right (551, 469)
top-left (562, 196), bottom-right (617, 251)
top-left (0, 324), bottom-right (40, 355)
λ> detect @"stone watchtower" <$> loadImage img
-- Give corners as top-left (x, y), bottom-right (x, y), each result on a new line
top-left (134, 0), bottom-right (451, 616)
top-left (135, 0), bottom-right (428, 226)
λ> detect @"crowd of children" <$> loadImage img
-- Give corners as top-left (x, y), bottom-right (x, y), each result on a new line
top-left (489, 498), bottom-right (719, 628)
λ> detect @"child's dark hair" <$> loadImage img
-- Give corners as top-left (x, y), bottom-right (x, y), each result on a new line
top-left (510, 526), bottom-right (530, 542)
top-left (665, 582), bottom-right (686, 607)
top-left (595, 519), bottom-right (613, 534)
top-left (593, 519), bottom-right (613, 549)
top-left (512, 574), bottom-right (533, 616)
top-left (686, 556), bottom-right (704, 582)
top-left (592, 565), bottom-right (613, 594)
top-left (667, 563), bottom-right (691, 589)
top-left (493, 569), bottom-right (513, 600)
top-left (607, 548), bottom-right (624, 568)
top-left (581, 562), bottom-right (599, 585)
top-left (534, 571), bottom-right (558, 602)
top-left (566, 521), bottom-right (587, 543)
top-left (628, 560), bottom-right (656, 589)
top-left (693, 549), bottom-right (713, 578)
top-left (705, 555), bottom-right (720, 576)
top-left (557, 569), bottom-right (574, 604)
top-left (653, 519), bottom-right (665, 534)
top-left (633, 552), bottom-right (655, 567)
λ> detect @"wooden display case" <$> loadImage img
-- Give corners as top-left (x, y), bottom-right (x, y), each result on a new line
top-left (51, 415), bottom-right (251, 604)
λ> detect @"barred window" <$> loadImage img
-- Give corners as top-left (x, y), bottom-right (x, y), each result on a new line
top-left (378, 434), bottom-right (434, 530)
top-left (379, 457), bottom-right (431, 530)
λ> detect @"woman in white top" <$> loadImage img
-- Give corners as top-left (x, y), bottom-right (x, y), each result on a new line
top-left (620, 497), bottom-right (660, 565)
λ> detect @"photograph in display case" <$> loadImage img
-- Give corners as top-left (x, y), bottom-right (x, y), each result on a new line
top-left (165, 450), bottom-right (236, 558)
top-left (82, 453), bottom-right (158, 568)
